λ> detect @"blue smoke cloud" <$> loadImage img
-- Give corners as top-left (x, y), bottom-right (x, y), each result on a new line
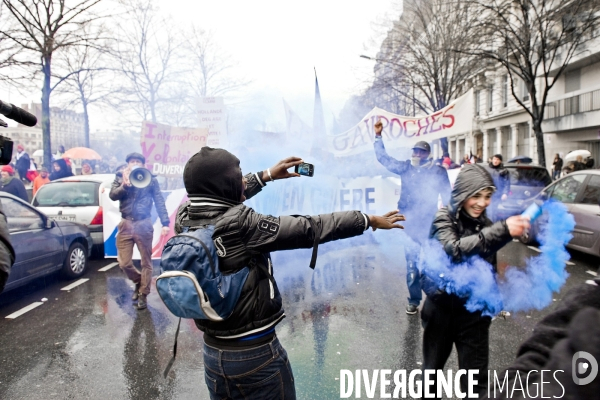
top-left (420, 200), bottom-right (575, 317)
top-left (498, 201), bottom-right (574, 312)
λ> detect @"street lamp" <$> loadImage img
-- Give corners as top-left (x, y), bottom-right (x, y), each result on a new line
top-left (359, 55), bottom-right (416, 117)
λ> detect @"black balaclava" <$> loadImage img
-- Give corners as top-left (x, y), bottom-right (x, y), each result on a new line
top-left (183, 147), bottom-right (243, 204)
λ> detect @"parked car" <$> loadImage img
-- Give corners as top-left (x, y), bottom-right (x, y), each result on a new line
top-left (495, 163), bottom-right (552, 220)
top-left (32, 174), bottom-right (114, 257)
top-left (521, 170), bottom-right (600, 257)
top-left (0, 191), bottom-right (93, 292)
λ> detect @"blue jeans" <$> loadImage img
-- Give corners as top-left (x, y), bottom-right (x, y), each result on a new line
top-left (405, 241), bottom-right (423, 306)
top-left (203, 336), bottom-right (296, 400)
top-left (553, 170), bottom-right (560, 180)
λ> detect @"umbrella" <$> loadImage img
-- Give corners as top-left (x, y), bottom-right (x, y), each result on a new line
top-left (564, 150), bottom-right (591, 163)
top-left (62, 147), bottom-right (102, 160)
top-left (507, 155), bottom-right (532, 164)
top-left (32, 149), bottom-right (44, 157)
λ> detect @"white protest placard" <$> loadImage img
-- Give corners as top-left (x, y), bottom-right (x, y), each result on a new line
top-left (198, 97), bottom-right (228, 147)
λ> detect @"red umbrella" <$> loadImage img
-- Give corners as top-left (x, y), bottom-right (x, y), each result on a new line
top-left (62, 147), bottom-right (102, 160)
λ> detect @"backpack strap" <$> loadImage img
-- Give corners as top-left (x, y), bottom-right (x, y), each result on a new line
top-left (307, 216), bottom-right (321, 269)
top-left (163, 317), bottom-right (181, 378)
top-left (291, 215), bottom-right (321, 270)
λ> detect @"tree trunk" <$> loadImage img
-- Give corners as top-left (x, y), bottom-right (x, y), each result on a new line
top-left (42, 55), bottom-right (52, 169)
top-left (82, 100), bottom-right (90, 148)
top-left (533, 120), bottom-right (546, 168)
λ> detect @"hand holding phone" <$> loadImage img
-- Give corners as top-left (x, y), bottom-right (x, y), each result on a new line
top-left (264, 157), bottom-right (304, 182)
top-left (295, 162), bottom-right (314, 177)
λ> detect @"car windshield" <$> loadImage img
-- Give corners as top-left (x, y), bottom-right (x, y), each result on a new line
top-left (508, 167), bottom-right (551, 187)
top-left (33, 181), bottom-right (99, 207)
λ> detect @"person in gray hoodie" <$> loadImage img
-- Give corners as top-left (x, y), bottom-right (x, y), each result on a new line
top-left (421, 164), bottom-right (530, 398)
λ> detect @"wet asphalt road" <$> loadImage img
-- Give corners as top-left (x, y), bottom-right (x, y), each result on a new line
top-left (0, 235), bottom-right (597, 400)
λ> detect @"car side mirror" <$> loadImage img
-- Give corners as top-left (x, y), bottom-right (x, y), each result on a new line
top-left (46, 219), bottom-right (54, 229)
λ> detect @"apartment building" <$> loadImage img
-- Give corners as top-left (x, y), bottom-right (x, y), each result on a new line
top-left (446, 39), bottom-right (600, 170)
top-left (0, 126), bottom-right (43, 156)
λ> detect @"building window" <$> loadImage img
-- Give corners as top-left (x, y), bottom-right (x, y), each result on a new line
top-left (488, 85), bottom-right (494, 112)
top-left (502, 75), bottom-right (508, 108)
top-left (475, 90), bottom-right (480, 116)
top-left (565, 69), bottom-right (580, 93)
top-left (520, 79), bottom-right (530, 101)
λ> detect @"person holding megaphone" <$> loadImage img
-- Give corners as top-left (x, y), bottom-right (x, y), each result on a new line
top-left (110, 152), bottom-right (170, 310)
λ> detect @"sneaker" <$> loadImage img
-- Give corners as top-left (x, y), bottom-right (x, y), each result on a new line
top-left (136, 294), bottom-right (147, 310)
top-left (131, 283), bottom-right (141, 301)
top-left (406, 304), bottom-right (418, 315)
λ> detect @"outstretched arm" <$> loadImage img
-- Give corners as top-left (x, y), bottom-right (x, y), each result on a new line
top-left (373, 120), bottom-right (410, 175)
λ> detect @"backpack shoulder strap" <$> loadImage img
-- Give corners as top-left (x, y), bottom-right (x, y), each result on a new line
top-left (291, 215), bottom-right (321, 270)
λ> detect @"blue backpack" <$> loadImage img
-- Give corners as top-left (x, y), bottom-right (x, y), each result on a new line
top-left (157, 220), bottom-right (249, 377)
top-left (157, 224), bottom-right (249, 320)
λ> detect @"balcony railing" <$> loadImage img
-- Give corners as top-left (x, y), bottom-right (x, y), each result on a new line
top-left (546, 89), bottom-right (600, 119)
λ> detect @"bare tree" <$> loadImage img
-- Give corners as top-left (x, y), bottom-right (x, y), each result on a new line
top-left (185, 26), bottom-right (249, 99)
top-left (365, 0), bottom-right (480, 152)
top-left (159, 25), bottom-right (249, 127)
top-left (0, 8), bottom-right (27, 84)
top-left (1, 0), bottom-right (103, 167)
top-left (112, 0), bottom-right (181, 125)
top-left (468, 0), bottom-right (600, 166)
top-left (54, 39), bottom-right (113, 147)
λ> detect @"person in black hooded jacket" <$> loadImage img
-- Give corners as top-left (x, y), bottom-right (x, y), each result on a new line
top-left (49, 158), bottom-right (74, 181)
top-left (176, 147), bottom-right (406, 400)
top-left (421, 164), bottom-right (530, 398)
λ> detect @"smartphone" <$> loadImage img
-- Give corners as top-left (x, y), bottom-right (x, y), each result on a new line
top-left (295, 162), bottom-right (314, 177)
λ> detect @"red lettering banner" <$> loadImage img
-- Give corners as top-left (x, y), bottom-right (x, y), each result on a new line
top-left (328, 90), bottom-right (473, 157)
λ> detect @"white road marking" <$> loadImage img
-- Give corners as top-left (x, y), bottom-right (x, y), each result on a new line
top-left (565, 261), bottom-right (575, 266)
top-left (61, 279), bottom-right (89, 291)
top-left (586, 270), bottom-right (598, 277)
top-left (98, 262), bottom-right (118, 272)
top-left (527, 246), bottom-right (542, 253)
top-left (5, 302), bottom-right (44, 319)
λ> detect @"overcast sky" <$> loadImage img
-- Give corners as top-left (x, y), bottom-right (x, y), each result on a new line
top-left (1, 0), bottom-right (399, 133)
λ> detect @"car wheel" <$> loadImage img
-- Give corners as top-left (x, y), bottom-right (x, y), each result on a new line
top-left (63, 242), bottom-right (88, 278)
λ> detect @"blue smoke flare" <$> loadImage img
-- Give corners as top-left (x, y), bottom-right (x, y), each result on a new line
top-left (498, 200), bottom-right (574, 312)
top-left (420, 200), bottom-right (574, 317)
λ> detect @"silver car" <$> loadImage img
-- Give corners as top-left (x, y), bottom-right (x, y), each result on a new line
top-left (525, 170), bottom-right (600, 256)
top-left (32, 174), bottom-right (114, 256)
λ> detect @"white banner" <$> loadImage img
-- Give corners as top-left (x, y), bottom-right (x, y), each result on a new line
top-left (246, 175), bottom-right (401, 217)
top-left (328, 90), bottom-right (473, 157)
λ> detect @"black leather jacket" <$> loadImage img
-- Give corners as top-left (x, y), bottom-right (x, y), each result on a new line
top-left (422, 164), bottom-right (512, 299)
top-left (175, 173), bottom-right (368, 340)
top-left (109, 175), bottom-right (170, 226)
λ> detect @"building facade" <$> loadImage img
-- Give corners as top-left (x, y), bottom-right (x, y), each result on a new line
top-left (0, 126), bottom-right (43, 159)
top-left (19, 103), bottom-right (86, 153)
